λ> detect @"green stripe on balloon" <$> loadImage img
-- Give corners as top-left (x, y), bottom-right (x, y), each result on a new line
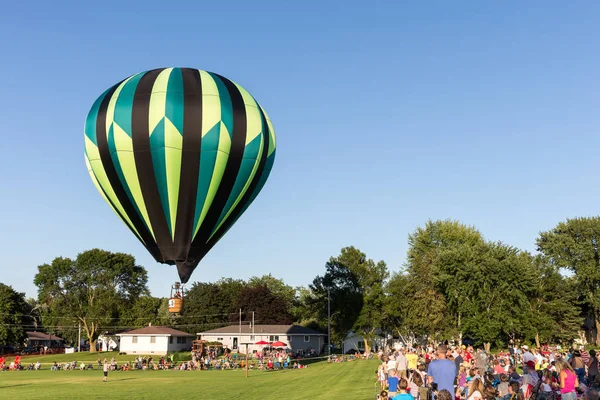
top-left (113, 72), bottom-right (144, 137)
top-left (192, 122), bottom-right (220, 239)
top-left (150, 118), bottom-right (172, 235)
top-left (209, 72), bottom-right (233, 138)
top-left (212, 133), bottom-right (263, 236)
top-left (85, 86), bottom-right (113, 147)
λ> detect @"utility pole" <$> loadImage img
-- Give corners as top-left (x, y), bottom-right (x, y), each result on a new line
top-left (78, 322), bottom-right (81, 353)
top-left (239, 308), bottom-right (242, 334)
top-left (252, 312), bottom-right (255, 338)
top-left (327, 287), bottom-right (331, 355)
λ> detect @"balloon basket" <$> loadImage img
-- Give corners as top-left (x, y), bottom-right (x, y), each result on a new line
top-left (168, 282), bottom-right (184, 314)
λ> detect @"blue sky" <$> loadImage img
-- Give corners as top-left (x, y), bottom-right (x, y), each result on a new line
top-left (1, 1), bottom-right (598, 299)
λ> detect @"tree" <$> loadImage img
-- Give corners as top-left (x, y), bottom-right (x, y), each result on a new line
top-left (0, 283), bottom-right (33, 349)
top-left (528, 255), bottom-right (582, 345)
top-left (34, 249), bottom-right (148, 352)
top-left (459, 242), bottom-right (536, 350)
top-left (119, 296), bottom-right (168, 329)
top-left (308, 246), bottom-right (388, 352)
top-left (309, 250), bottom-right (364, 347)
top-left (181, 278), bottom-right (245, 332)
top-left (537, 217), bottom-right (600, 344)
top-left (402, 220), bottom-right (486, 342)
top-left (233, 284), bottom-right (294, 325)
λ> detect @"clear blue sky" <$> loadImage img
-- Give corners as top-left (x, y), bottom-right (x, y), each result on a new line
top-left (1, 1), bottom-right (598, 299)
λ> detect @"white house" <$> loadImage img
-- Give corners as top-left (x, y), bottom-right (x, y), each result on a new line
top-left (197, 325), bottom-right (326, 355)
top-left (98, 334), bottom-right (119, 352)
top-left (342, 331), bottom-right (386, 354)
top-left (117, 324), bottom-right (194, 355)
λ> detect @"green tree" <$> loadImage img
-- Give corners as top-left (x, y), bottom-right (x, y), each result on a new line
top-left (119, 296), bottom-right (168, 329)
top-left (460, 242), bottom-right (536, 350)
top-left (181, 278), bottom-right (245, 332)
top-left (309, 250), bottom-right (364, 347)
top-left (537, 217), bottom-right (600, 344)
top-left (0, 283), bottom-right (33, 349)
top-left (233, 284), bottom-right (294, 325)
top-left (34, 249), bottom-right (149, 352)
top-left (403, 220), bottom-right (486, 342)
top-left (528, 255), bottom-right (582, 345)
top-left (309, 246), bottom-right (388, 352)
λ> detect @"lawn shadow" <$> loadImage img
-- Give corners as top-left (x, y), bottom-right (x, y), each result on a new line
top-left (0, 384), bottom-right (30, 388)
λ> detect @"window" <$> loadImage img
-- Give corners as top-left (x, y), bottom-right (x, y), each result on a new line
top-left (269, 335), bottom-right (279, 342)
top-left (304, 336), bottom-right (310, 342)
top-left (150, 336), bottom-right (156, 344)
top-left (358, 341), bottom-right (365, 349)
top-left (132, 336), bottom-right (138, 344)
top-left (217, 337), bottom-right (223, 341)
top-left (177, 337), bottom-right (186, 344)
top-left (250, 335), bottom-right (255, 341)
top-left (169, 337), bottom-right (173, 344)
top-left (287, 336), bottom-right (291, 341)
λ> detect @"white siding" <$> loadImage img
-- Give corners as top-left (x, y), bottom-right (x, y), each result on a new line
top-left (118, 335), bottom-right (191, 355)
top-left (197, 333), bottom-right (325, 355)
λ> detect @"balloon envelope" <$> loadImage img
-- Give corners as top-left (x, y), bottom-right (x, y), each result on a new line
top-left (84, 68), bottom-right (276, 283)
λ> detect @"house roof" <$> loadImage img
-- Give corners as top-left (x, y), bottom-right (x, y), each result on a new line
top-left (27, 331), bottom-right (64, 341)
top-left (117, 326), bottom-right (194, 337)
top-left (198, 324), bottom-right (325, 336)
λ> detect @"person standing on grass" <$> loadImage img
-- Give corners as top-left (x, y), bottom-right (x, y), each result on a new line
top-left (428, 344), bottom-right (457, 396)
top-left (103, 358), bottom-right (109, 382)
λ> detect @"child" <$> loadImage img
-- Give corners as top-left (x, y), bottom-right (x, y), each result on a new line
top-left (393, 378), bottom-right (415, 400)
top-left (497, 374), bottom-right (510, 397)
top-left (379, 365), bottom-right (388, 391)
top-left (388, 370), bottom-right (400, 398)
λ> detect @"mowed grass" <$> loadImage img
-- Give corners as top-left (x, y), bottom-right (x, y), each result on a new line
top-left (3, 351), bottom-right (189, 364)
top-left (0, 359), bottom-right (379, 399)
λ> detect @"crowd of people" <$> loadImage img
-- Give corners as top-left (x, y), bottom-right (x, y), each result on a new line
top-left (375, 343), bottom-right (600, 400)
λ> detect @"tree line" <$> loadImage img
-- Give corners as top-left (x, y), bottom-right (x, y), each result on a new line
top-left (1, 217), bottom-right (599, 353)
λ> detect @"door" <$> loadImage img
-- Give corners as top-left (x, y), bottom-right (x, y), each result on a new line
top-left (233, 337), bottom-right (238, 349)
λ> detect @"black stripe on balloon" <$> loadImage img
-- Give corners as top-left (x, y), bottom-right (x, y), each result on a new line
top-left (131, 68), bottom-right (175, 262)
top-left (95, 79), bottom-right (161, 260)
top-left (204, 102), bottom-right (271, 253)
top-left (173, 68), bottom-right (203, 261)
top-left (188, 73), bottom-right (248, 255)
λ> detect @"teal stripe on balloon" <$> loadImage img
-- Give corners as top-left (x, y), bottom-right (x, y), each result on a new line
top-left (113, 72), bottom-right (145, 137)
top-left (106, 122), bottom-right (148, 232)
top-left (150, 118), bottom-right (172, 234)
top-left (191, 122), bottom-right (220, 240)
top-left (237, 150), bottom-right (276, 217)
top-left (165, 68), bottom-right (184, 135)
top-left (213, 133), bottom-right (262, 233)
top-left (209, 73), bottom-right (233, 138)
top-left (84, 86), bottom-right (113, 147)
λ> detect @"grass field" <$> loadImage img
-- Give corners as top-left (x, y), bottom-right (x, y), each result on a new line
top-left (2, 351), bottom-right (191, 364)
top-left (0, 358), bottom-right (379, 399)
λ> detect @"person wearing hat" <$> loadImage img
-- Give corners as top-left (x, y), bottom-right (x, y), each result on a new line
top-left (427, 344), bottom-right (457, 396)
top-left (522, 360), bottom-right (540, 398)
top-left (522, 345), bottom-right (535, 368)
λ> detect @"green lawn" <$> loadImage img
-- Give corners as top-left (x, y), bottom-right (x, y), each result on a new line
top-left (0, 359), bottom-right (379, 399)
top-left (3, 351), bottom-right (190, 365)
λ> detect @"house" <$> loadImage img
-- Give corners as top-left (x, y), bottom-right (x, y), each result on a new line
top-left (197, 324), bottom-right (326, 355)
top-left (342, 331), bottom-right (386, 354)
top-left (116, 324), bottom-right (194, 355)
top-left (98, 334), bottom-right (119, 352)
top-left (26, 332), bottom-right (65, 351)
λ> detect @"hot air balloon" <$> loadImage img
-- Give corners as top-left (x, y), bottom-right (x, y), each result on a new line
top-left (84, 68), bottom-right (276, 313)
